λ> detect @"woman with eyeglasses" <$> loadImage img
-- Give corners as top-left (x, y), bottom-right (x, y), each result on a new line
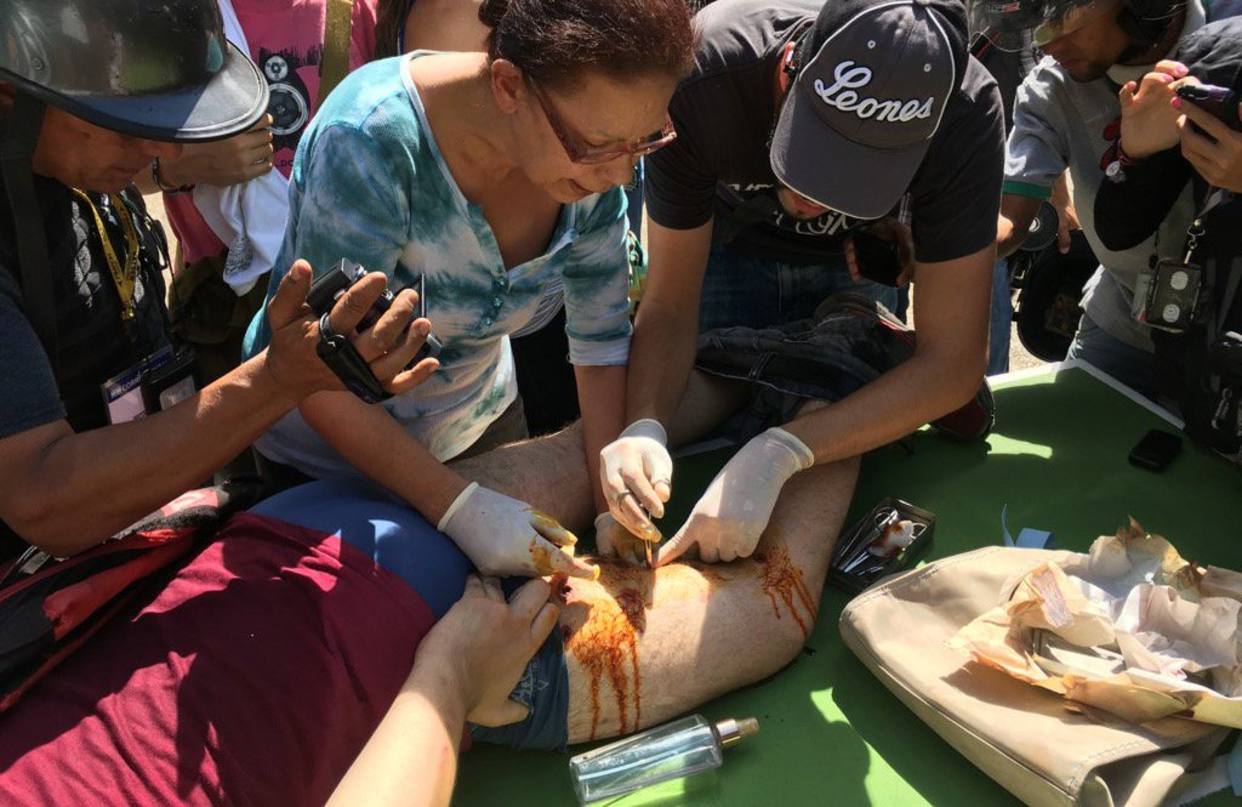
top-left (242, 0), bottom-right (692, 579)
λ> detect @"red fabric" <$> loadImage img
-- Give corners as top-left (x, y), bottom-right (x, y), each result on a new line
top-left (0, 513), bottom-right (435, 806)
top-left (43, 541), bottom-right (189, 640)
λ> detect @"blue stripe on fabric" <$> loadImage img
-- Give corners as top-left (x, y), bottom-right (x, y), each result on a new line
top-left (249, 478), bottom-right (472, 617)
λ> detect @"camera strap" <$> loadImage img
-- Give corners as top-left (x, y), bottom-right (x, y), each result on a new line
top-left (1181, 188), bottom-right (1230, 265)
top-left (315, 312), bottom-right (391, 404)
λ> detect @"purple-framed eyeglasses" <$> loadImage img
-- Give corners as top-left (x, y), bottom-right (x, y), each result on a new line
top-left (530, 82), bottom-right (677, 165)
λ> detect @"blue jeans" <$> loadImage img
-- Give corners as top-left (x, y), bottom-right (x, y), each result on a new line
top-left (988, 258), bottom-right (1012, 377)
top-left (1065, 312), bottom-right (1157, 398)
top-left (699, 243), bottom-right (903, 332)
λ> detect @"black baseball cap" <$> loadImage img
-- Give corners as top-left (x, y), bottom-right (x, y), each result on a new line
top-left (770, 0), bottom-right (969, 219)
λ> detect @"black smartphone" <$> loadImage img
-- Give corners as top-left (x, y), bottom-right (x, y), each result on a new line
top-left (850, 229), bottom-right (903, 287)
top-left (1176, 83), bottom-right (1242, 136)
top-left (1128, 428), bottom-right (1182, 471)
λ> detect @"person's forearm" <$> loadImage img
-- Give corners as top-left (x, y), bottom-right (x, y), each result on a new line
top-left (328, 662), bottom-right (466, 807)
top-left (782, 344), bottom-right (986, 464)
top-left (10, 354), bottom-right (298, 554)
top-left (627, 298), bottom-right (699, 427)
top-left (574, 364), bottom-right (628, 514)
top-left (300, 392), bottom-right (469, 524)
top-left (1094, 149), bottom-right (1190, 251)
top-left (996, 214), bottom-right (1021, 259)
top-left (996, 194), bottom-right (1043, 259)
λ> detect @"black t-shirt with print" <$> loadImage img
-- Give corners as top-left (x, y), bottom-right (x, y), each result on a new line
top-left (0, 172), bottom-right (172, 558)
top-left (646, 0), bottom-right (1006, 265)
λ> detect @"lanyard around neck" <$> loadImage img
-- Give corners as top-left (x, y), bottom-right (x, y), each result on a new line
top-left (72, 189), bottom-right (140, 321)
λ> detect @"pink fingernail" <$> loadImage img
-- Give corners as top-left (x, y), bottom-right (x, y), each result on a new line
top-left (1171, 97), bottom-right (1182, 108)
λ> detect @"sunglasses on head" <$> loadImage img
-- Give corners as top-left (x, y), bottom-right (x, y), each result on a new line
top-left (529, 81), bottom-right (677, 166)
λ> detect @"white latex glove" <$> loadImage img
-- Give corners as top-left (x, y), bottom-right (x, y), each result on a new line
top-left (594, 512), bottom-right (661, 567)
top-left (439, 483), bottom-right (599, 579)
top-left (658, 428), bottom-right (814, 565)
top-left (599, 418), bottom-right (673, 541)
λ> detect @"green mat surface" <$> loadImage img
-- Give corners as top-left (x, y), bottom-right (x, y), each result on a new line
top-left (455, 366), bottom-right (1242, 806)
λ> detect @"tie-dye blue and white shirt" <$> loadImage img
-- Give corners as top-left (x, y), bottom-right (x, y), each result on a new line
top-left (244, 54), bottom-right (631, 477)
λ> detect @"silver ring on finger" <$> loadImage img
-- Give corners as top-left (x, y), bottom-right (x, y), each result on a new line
top-left (612, 489), bottom-right (637, 509)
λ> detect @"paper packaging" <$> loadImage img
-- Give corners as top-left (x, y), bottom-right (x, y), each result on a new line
top-left (950, 518), bottom-right (1242, 729)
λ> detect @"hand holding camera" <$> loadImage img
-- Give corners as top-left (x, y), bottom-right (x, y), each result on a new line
top-left (263, 259), bottom-right (440, 403)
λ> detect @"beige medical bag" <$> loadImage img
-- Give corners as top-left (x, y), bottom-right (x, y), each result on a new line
top-left (839, 546), bottom-right (1231, 807)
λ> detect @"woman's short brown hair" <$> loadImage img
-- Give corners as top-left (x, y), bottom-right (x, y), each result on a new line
top-left (478, 0), bottom-right (695, 90)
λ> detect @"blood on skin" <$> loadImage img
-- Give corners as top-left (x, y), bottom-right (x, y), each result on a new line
top-left (562, 560), bottom-right (653, 740)
top-left (756, 544), bottom-right (816, 639)
top-left (561, 556), bottom-right (760, 739)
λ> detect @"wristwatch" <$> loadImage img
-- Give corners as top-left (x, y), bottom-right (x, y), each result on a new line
top-left (151, 158), bottom-right (194, 194)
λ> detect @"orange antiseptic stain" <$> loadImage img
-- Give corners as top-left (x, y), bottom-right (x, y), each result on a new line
top-left (529, 539), bottom-right (557, 576)
top-left (757, 544), bottom-right (816, 640)
top-left (564, 581), bottom-right (649, 740)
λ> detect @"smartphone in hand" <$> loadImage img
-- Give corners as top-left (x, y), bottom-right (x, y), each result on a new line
top-left (1176, 83), bottom-right (1241, 137)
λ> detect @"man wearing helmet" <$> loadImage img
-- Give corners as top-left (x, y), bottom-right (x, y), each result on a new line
top-left (0, 0), bottom-right (434, 561)
top-left (977, 0), bottom-right (1234, 394)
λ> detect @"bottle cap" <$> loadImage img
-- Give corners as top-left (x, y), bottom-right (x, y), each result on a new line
top-left (715, 716), bottom-right (760, 749)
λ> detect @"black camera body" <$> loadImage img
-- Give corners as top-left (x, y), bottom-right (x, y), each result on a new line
top-left (305, 259), bottom-right (442, 404)
top-left (307, 258), bottom-right (442, 360)
top-left (307, 258), bottom-right (392, 329)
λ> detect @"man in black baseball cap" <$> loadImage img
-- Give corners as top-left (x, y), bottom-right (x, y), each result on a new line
top-left (598, 0), bottom-right (1005, 565)
top-left (0, 0), bottom-right (435, 560)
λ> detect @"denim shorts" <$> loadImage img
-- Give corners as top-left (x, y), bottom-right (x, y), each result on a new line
top-left (251, 478), bottom-right (570, 751)
top-left (699, 243), bottom-right (902, 332)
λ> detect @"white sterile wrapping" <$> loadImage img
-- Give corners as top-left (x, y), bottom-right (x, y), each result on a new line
top-left (438, 482), bottom-right (597, 579)
top-left (599, 418), bottom-right (674, 534)
top-left (193, 0), bottom-right (291, 297)
top-left (950, 519), bottom-right (1242, 729)
top-left (661, 427), bottom-right (814, 564)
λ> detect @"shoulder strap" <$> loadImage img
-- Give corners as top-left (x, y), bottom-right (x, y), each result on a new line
top-left (318, 0), bottom-right (357, 109)
top-left (0, 95), bottom-right (58, 369)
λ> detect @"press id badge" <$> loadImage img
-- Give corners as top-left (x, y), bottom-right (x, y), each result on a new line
top-left (101, 346), bottom-right (198, 425)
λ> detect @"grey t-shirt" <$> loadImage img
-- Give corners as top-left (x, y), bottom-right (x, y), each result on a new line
top-left (645, 0), bottom-right (1006, 265)
top-left (1003, 0), bottom-right (1214, 352)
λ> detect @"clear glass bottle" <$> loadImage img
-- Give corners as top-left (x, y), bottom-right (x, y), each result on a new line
top-left (568, 714), bottom-right (759, 804)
